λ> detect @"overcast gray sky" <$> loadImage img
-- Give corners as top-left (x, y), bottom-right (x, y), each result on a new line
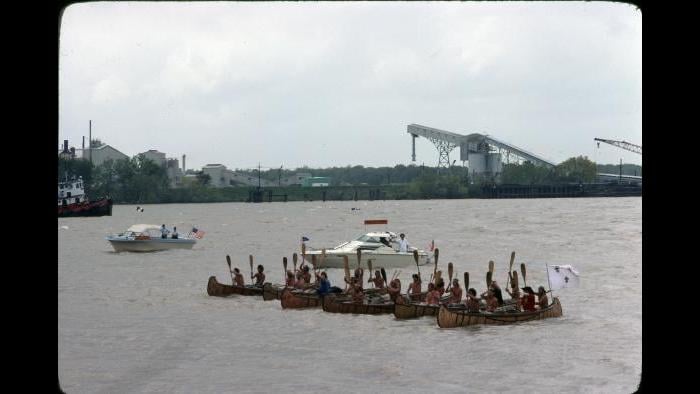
top-left (59, 1), bottom-right (642, 171)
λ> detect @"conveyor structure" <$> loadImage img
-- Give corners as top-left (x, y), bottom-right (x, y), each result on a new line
top-left (407, 123), bottom-right (556, 177)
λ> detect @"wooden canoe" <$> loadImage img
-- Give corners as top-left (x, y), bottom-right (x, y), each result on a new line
top-left (206, 276), bottom-right (263, 297)
top-left (393, 295), bottom-right (457, 319)
top-left (436, 297), bottom-right (563, 328)
top-left (322, 294), bottom-right (395, 315)
top-left (280, 288), bottom-right (324, 309)
top-left (263, 283), bottom-right (287, 301)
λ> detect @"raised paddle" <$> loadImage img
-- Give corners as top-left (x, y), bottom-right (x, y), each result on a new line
top-left (356, 249), bottom-right (362, 270)
top-left (249, 254), bottom-right (254, 281)
top-left (367, 259), bottom-right (374, 287)
top-left (464, 272), bottom-right (469, 295)
top-left (447, 262), bottom-right (453, 291)
top-left (381, 267), bottom-right (388, 288)
top-left (433, 248), bottom-right (439, 284)
top-left (343, 255), bottom-right (351, 289)
top-left (520, 262), bottom-right (527, 287)
top-left (486, 271), bottom-right (493, 290)
top-left (293, 252), bottom-right (298, 274)
top-left (488, 260), bottom-right (494, 275)
top-left (413, 250), bottom-right (421, 276)
top-left (506, 251), bottom-right (515, 288)
top-left (283, 256), bottom-right (288, 283)
top-left (226, 255), bottom-right (234, 285)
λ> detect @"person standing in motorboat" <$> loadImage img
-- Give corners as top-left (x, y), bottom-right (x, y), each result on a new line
top-left (160, 224), bottom-right (169, 239)
top-left (395, 233), bottom-right (411, 253)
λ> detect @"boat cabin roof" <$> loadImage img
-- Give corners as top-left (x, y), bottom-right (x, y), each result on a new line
top-left (126, 224), bottom-right (162, 233)
top-left (354, 231), bottom-right (397, 243)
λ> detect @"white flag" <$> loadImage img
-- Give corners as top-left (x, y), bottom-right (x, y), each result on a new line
top-left (547, 265), bottom-right (580, 290)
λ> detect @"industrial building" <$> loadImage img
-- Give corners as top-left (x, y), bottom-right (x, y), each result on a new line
top-left (407, 123), bottom-right (556, 182)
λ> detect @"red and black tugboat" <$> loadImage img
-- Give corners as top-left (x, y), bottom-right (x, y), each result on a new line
top-left (58, 175), bottom-right (112, 218)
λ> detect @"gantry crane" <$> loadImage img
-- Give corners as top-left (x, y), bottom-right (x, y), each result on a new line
top-left (594, 138), bottom-right (642, 155)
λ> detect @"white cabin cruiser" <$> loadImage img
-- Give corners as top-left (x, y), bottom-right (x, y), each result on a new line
top-left (106, 224), bottom-right (196, 252)
top-left (302, 230), bottom-right (432, 269)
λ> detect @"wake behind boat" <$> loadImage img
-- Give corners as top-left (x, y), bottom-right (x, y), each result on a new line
top-left (106, 224), bottom-right (197, 252)
top-left (302, 220), bottom-right (432, 269)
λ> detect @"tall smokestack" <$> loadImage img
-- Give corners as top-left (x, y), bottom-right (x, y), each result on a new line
top-left (182, 154), bottom-right (186, 173)
top-left (63, 140), bottom-right (69, 153)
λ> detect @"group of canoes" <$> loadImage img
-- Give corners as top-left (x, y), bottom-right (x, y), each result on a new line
top-left (208, 248), bottom-right (563, 327)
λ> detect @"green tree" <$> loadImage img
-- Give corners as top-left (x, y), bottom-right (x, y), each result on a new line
top-left (196, 171), bottom-right (211, 186)
top-left (555, 156), bottom-right (597, 183)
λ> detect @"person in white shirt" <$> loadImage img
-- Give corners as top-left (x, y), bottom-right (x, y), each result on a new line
top-left (397, 233), bottom-right (410, 253)
top-left (160, 224), bottom-right (169, 239)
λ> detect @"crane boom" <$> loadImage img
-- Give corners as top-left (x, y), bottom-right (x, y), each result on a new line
top-left (594, 138), bottom-right (642, 155)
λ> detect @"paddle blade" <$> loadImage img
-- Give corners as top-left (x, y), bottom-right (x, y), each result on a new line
top-left (448, 262), bottom-right (453, 282)
top-left (343, 256), bottom-right (350, 280)
top-left (413, 250), bottom-right (419, 265)
top-left (381, 267), bottom-right (387, 285)
top-left (512, 271), bottom-right (519, 289)
top-left (486, 271), bottom-right (492, 289)
top-left (509, 251), bottom-right (515, 271)
top-left (434, 248), bottom-right (439, 266)
top-left (520, 263), bottom-right (527, 286)
top-left (301, 242), bottom-right (306, 257)
top-left (488, 260), bottom-right (494, 274)
top-left (293, 253), bottom-right (298, 265)
top-left (367, 259), bottom-right (373, 275)
top-left (356, 249), bottom-right (362, 268)
top-left (464, 272), bottom-right (469, 293)
top-left (226, 255), bottom-right (231, 267)
top-left (283, 256), bottom-right (288, 271)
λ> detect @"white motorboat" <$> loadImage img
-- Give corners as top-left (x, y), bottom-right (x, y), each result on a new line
top-left (106, 224), bottom-right (197, 252)
top-left (302, 227), bottom-right (432, 269)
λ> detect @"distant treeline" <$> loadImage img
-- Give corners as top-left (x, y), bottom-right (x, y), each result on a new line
top-left (58, 155), bottom-right (641, 204)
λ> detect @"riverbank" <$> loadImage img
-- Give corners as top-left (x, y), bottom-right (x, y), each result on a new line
top-left (119, 182), bottom-right (641, 204)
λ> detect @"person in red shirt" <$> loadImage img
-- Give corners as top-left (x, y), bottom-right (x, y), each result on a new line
top-left (521, 286), bottom-right (536, 311)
